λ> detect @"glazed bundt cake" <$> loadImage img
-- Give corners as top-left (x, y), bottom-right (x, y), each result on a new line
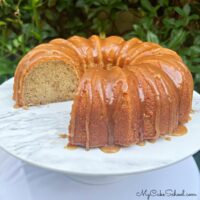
top-left (13, 35), bottom-right (193, 149)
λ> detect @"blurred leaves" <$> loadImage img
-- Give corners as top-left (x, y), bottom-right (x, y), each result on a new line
top-left (0, 0), bottom-right (200, 90)
top-left (168, 29), bottom-right (188, 49)
top-left (147, 31), bottom-right (159, 43)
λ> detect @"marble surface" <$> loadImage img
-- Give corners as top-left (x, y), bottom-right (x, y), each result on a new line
top-left (0, 78), bottom-right (200, 176)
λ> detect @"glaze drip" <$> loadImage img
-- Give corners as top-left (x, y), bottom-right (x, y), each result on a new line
top-left (100, 145), bottom-right (120, 153)
top-left (171, 125), bottom-right (187, 136)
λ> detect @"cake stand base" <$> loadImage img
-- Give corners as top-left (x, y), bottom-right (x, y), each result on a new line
top-left (67, 174), bottom-right (127, 185)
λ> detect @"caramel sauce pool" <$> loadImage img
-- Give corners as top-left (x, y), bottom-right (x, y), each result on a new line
top-left (100, 146), bottom-right (120, 153)
top-left (137, 141), bottom-right (146, 146)
top-left (148, 139), bottom-right (156, 143)
top-left (164, 136), bottom-right (171, 141)
top-left (171, 125), bottom-right (187, 136)
top-left (59, 134), bottom-right (68, 139)
top-left (65, 144), bottom-right (78, 150)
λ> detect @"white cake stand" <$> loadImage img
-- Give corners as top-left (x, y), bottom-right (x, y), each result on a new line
top-left (0, 78), bottom-right (200, 184)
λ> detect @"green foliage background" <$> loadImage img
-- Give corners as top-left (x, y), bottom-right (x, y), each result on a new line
top-left (0, 0), bottom-right (200, 90)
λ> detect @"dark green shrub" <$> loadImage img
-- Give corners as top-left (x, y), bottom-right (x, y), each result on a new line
top-left (0, 0), bottom-right (200, 90)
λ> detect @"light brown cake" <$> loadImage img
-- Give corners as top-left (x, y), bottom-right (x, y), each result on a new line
top-left (13, 35), bottom-right (193, 149)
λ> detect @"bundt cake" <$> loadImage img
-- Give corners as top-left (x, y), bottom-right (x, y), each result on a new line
top-left (13, 35), bottom-right (193, 149)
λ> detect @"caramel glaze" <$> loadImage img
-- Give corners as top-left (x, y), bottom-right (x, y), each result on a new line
top-left (171, 125), bottom-right (187, 136)
top-left (100, 145), bottom-right (120, 153)
top-left (14, 35), bottom-right (193, 108)
top-left (164, 136), bottom-right (171, 141)
top-left (69, 66), bottom-right (191, 148)
top-left (137, 141), bottom-right (146, 146)
top-left (148, 139), bottom-right (157, 143)
top-left (65, 144), bottom-right (121, 153)
top-left (13, 35), bottom-right (193, 148)
top-left (59, 134), bottom-right (68, 139)
top-left (64, 144), bottom-right (78, 150)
